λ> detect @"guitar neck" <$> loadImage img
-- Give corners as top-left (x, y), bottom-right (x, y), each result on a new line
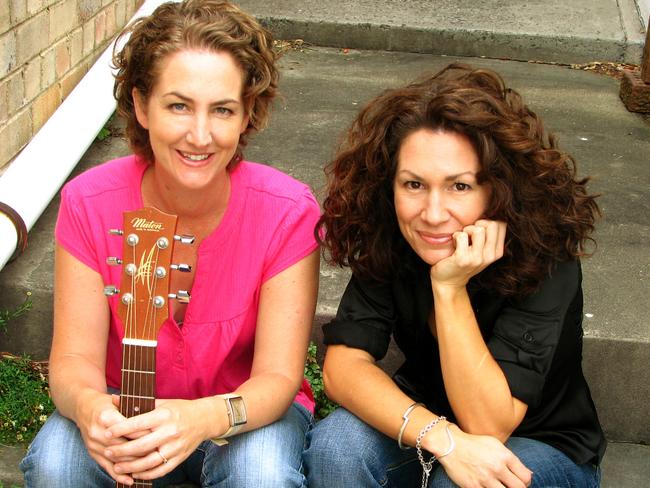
top-left (119, 341), bottom-right (157, 418)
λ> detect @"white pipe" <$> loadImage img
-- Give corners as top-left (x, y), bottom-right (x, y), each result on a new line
top-left (0, 0), bottom-right (173, 271)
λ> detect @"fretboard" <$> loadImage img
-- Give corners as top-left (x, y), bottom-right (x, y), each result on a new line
top-left (119, 341), bottom-right (157, 418)
top-left (116, 341), bottom-right (157, 488)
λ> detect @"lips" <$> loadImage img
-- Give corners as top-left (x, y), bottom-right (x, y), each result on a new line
top-left (176, 150), bottom-right (214, 167)
top-left (417, 232), bottom-right (453, 246)
top-left (180, 151), bottom-right (210, 161)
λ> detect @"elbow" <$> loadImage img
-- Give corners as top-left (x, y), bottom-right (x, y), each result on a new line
top-left (321, 362), bottom-right (340, 404)
top-left (457, 418), bottom-right (515, 443)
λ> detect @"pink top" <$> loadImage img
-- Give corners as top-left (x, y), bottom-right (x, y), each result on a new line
top-left (55, 155), bottom-right (320, 412)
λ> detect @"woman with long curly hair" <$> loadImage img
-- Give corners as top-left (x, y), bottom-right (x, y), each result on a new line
top-left (304, 64), bottom-right (605, 487)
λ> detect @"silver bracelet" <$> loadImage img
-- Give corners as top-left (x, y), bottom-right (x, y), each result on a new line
top-left (415, 416), bottom-right (446, 488)
top-left (397, 401), bottom-right (424, 450)
top-left (437, 424), bottom-right (455, 459)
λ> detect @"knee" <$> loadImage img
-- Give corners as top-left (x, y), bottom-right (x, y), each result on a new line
top-left (20, 411), bottom-right (108, 488)
top-left (304, 408), bottom-right (388, 486)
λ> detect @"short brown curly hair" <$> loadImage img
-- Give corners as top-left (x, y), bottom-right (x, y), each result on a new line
top-left (317, 63), bottom-right (600, 297)
top-left (112, 0), bottom-right (278, 166)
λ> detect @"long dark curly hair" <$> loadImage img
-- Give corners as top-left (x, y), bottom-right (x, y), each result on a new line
top-left (316, 63), bottom-right (600, 297)
top-left (112, 0), bottom-right (278, 166)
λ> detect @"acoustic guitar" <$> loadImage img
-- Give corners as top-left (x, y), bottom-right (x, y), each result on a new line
top-left (104, 207), bottom-right (193, 487)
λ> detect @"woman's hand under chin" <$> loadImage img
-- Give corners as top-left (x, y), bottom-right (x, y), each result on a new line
top-left (430, 219), bottom-right (507, 291)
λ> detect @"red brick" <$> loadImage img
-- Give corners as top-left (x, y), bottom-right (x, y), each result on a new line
top-left (15, 10), bottom-right (49, 66)
top-left (78, 0), bottom-right (104, 22)
top-left (619, 69), bottom-right (650, 113)
top-left (95, 10), bottom-right (106, 46)
top-left (0, 32), bottom-right (17, 78)
top-left (40, 47), bottom-right (56, 88)
top-left (55, 39), bottom-right (71, 78)
top-left (23, 57), bottom-right (41, 101)
top-left (105, 4), bottom-right (116, 38)
top-left (0, 80), bottom-right (8, 124)
top-left (83, 19), bottom-right (95, 55)
top-left (0, 109), bottom-right (32, 169)
top-left (6, 71), bottom-right (25, 116)
top-left (49, 0), bottom-right (76, 43)
top-left (31, 83), bottom-right (60, 131)
top-left (60, 62), bottom-right (88, 100)
top-left (10, 0), bottom-right (29, 25)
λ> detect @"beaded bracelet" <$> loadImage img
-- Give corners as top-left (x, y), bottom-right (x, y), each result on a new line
top-left (397, 401), bottom-right (424, 450)
top-left (415, 417), bottom-right (455, 488)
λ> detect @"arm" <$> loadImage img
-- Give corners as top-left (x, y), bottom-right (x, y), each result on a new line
top-left (324, 344), bottom-right (532, 487)
top-left (50, 244), bottom-right (135, 485)
top-left (430, 220), bottom-right (527, 440)
top-left (107, 249), bottom-right (320, 479)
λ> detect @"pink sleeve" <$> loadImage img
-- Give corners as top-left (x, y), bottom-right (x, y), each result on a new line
top-left (55, 184), bottom-right (101, 273)
top-left (262, 187), bottom-right (321, 282)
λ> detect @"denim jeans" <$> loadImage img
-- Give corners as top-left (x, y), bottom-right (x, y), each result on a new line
top-left (303, 407), bottom-right (600, 488)
top-left (20, 403), bottom-right (312, 488)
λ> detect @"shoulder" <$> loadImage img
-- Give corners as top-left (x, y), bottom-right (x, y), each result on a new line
top-left (512, 260), bottom-right (581, 313)
top-left (62, 155), bottom-right (144, 201)
top-left (234, 161), bottom-right (317, 205)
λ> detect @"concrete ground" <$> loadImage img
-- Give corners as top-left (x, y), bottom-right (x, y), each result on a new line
top-left (1, 0), bottom-right (649, 486)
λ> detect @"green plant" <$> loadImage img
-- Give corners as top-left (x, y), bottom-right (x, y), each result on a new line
top-left (95, 114), bottom-right (114, 142)
top-left (0, 354), bottom-right (54, 444)
top-left (0, 292), bottom-right (32, 332)
top-left (304, 342), bottom-right (338, 419)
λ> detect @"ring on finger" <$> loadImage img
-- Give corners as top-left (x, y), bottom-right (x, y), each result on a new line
top-left (157, 449), bottom-right (168, 464)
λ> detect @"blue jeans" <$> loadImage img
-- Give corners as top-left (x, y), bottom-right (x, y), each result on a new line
top-left (20, 403), bottom-right (312, 488)
top-left (303, 407), bottom-right (601, 488)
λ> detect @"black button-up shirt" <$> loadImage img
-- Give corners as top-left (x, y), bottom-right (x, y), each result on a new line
top-left (324, 259), bottom-right (606, 465)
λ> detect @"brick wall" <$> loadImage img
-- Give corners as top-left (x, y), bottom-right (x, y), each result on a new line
top-left (0, 0), bottom-right (145, 173)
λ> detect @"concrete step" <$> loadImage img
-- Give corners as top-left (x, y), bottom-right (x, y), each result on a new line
top-left (234, 0), bottom-right (647, 64)
top-left (1, 46), bottom-right (648, 486)
top-left (2, 46), bottom-right (647, 444)
top-left (2, 441), bottom-right (648, 487)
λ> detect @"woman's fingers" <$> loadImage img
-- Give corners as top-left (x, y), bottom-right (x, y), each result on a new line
top-left (507, 456), bottom-right (533, 487)
top-left (113, 447), bottom-right (175, 480)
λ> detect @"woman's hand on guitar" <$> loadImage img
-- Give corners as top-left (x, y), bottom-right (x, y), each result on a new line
top-left (75, 390), bottom-right (135, 485)
top-left (105, 397), bottom-right (215, 480)
top-left (430, 219), bottom-right (506, 291)
top-left (432, 425), bottom-right (532, 487)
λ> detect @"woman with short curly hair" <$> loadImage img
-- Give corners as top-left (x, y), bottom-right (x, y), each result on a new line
top-left (305, 64), bottom-right (605, 487)
top-left (21, 2), bottom-right (319, 487)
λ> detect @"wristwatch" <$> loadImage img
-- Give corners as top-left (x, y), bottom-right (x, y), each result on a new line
top-left (211, 393), bottom-right (247, 446)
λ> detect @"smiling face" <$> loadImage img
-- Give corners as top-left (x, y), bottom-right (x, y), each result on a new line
top-left (133, 49), bottom-right (249, 191)
top-left (393, 129), bottom-right (491, 266)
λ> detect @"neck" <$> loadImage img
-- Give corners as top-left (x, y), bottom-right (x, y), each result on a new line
top-left (142, 165), bottom-right (231, 221)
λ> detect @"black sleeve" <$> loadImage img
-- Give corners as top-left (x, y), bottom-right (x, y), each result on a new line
top-left (487, 260), bottom-right (581, 408)
top-left (322, 274), bottom-right (396, 360)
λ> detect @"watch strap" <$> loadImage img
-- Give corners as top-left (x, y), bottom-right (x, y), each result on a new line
top-left (211, 393), bottom-right (247, 446)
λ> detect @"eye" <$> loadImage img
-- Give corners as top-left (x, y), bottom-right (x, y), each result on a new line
top-left (214, 106), bottom-right (233, 116)
top-left (169, 103), bottom-right (186, 112)
top-left (453, 182), bottom-right (471, 191)
top-left (405, 180), bottom-right (423, 190)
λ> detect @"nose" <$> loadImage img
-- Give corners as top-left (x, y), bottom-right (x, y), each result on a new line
top-left (420, 191), bottom-right (450, 225)
top-left (186, 113), bottom-right (212, 147)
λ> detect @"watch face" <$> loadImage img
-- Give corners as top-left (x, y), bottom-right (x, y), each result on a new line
top-left (229, 397), bottom-right (247, 426)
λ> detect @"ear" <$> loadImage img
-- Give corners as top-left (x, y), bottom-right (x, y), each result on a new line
top-left (132, 88), bottom-right (149, 130)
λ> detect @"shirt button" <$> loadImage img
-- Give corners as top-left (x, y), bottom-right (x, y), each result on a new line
top-left (523, 332), bottom-right (534, 343)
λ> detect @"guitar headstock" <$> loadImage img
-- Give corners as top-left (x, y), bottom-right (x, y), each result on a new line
top-left (114, 207), bottom-right (178, 341)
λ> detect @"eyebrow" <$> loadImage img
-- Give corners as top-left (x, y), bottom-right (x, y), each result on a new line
top-left (163, 91), bottom-right (241, 105)
top-left (397, 169), bottom-right (477, 181)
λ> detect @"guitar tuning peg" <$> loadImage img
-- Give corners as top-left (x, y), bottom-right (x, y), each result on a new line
top-left (174, 234), bottom-right (195, 245)
top-left (106, 257), bottom-right (123, 266)
top-left (169, 290), bottom-right (190, 304)
top-left (171, 263), bottom-right (192, 273)
top-left (108, 229), bottom-right (124, 236)
top-left (103, 285), bottom-right (120, 296)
